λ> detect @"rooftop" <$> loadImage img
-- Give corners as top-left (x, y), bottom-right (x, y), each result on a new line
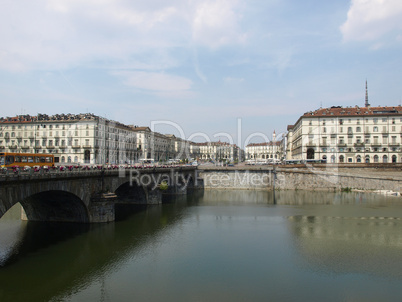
top-left (303, 105), bottom-right (402, 118)
top-left (246, 141), bottom-right (281, 147)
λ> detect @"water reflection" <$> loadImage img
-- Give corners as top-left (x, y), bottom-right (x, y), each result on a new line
top-left (287, 212), bottom-right (402, 278)
top-left (0, 191), bottom-right (401, 301)
top-left (0, 201), bottom-right (190, 302)
top-left (0, 204), bottom-right (27, 266)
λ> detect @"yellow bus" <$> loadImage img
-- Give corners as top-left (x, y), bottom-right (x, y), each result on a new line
top-left (0, 152), bottom-right (55, 168)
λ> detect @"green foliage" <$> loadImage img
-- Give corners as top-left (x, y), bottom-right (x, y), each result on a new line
top-left (159, 181), bottom-right (168, 191)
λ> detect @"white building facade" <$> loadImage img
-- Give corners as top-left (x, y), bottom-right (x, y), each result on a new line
top-left (196, 141), bottom-right (243, 162)
top-left (245, 141), bottom-right (283, 162)
top-left (0, 113), bottom-right (138, 165)
top-left (286, 106), bottom-right (402, 163)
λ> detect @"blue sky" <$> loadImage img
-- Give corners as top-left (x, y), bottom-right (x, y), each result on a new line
top-left (0, 0), bottom-right (401, 145)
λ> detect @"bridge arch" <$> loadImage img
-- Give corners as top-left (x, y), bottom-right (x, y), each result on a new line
top-left (20, 190), bottom-right (90, 223)
top-left (115, 182), bottom-right (148, 204)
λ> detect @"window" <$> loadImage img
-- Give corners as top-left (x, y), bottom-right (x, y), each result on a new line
top-left (373, 126), bottom-right (378, 132)
top-left (373, 118), bottom-right (378, 124)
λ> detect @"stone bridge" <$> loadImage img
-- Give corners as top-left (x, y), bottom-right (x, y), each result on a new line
top-left (0, 166), bottom-right (199, 223)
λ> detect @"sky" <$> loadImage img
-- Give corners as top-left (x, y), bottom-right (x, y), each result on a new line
top-left (0, 0), bottom-right (402, 146)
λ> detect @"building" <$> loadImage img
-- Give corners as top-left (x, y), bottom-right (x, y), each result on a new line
top-left (286, 105), bottom-right (402, 163)
top-left (245, 131), bottom-right (284, 162)
top-left (195, 141), bottom-right (243, 163)
top-left (0, 113), bottom-right (204, 164)
top-left (0, 113), bottom-right (138, 165)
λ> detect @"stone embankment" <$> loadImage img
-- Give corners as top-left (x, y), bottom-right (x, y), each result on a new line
top-left (198, 165), bottom-right (402, 195)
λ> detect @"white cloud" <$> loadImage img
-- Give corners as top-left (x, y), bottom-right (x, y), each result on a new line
top-left (112, 70), bottom-right (194, 98)
top-left (341, 0), bottom-right (402, 43)
top-left (192, 0), bottom-right (247, 48)
top-left (0, 0), bottom-right (246, 72)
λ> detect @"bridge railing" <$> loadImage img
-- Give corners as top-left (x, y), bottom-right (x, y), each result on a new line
top-left (0, 164), bottom-right (196, 181)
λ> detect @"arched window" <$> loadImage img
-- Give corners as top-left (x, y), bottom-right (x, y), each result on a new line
top-left (365, 155), bottom-right (370, 163)
top-left (339, 155), bottom-right (344, 163)
top-left (373, 126), bottom-right (378, 132)
top-left (356, 155), bottom-right (361, 163)
top-left (331, 155), bottom-right (336, 163)
top-left (61, 156), bottom-right (65, 162)
top-left (383, 155), bottom-right (388, 163)
top-left (392, 155), bottom-right (397, 163)
top-left (74, 156), bottom-right (78, 163)
top-left (68, 156), bottom-right (72, 163)
top-left (11, 132), bottom-right (15, 137)
top-left (374, 155), bottom-right (379, 163)
top-left (356, 127), bottom-right (361, 132)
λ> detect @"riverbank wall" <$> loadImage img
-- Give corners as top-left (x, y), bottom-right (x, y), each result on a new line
top-left (197, 167), bottom-right (402, 194)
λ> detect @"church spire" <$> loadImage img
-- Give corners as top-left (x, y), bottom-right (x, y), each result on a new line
top-left (365, 80), bottom-right (370, 107)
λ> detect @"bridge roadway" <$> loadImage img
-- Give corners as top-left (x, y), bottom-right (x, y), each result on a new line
top-left (0, 166), bottom-right (198, 223)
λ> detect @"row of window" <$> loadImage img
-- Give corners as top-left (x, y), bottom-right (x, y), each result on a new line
top-left (0, 130), bottom-right (92, 138)
top-left (1, 124), bottom-right (92, 130)
top-left (308, 117), bottom-right (402, 126)
top-left (311, 126), bottom-right (400, 133)
top-left (322, 154), bottom-right (398, 163)
top-left (321, 147), bottom-right (399, 153)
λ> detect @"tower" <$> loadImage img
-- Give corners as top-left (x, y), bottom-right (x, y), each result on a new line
top-left (365, 80), bottom-right (370, 107)
top-left (273, 130), bottom-right (276, 142)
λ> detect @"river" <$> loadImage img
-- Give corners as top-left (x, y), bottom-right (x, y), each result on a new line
top-left (1, 190), bottom-right (402, 301)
